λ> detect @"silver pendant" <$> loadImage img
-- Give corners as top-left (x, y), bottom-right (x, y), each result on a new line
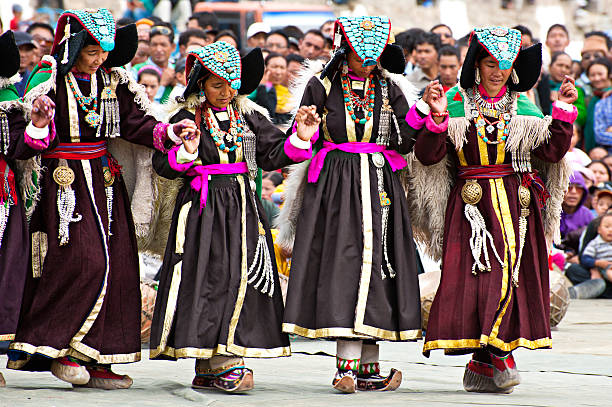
top-left (372, 152), bottom-right (385, 168)
top-left (486, 124), bottom-right (495, 133)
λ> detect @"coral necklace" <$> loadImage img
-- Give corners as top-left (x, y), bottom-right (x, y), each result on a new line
top-left (341, 60), bottom-right (376, 125)
top-left (67, 72), bottom-right (101, 128)
top-left (203, 104), bottom-right (244, 153)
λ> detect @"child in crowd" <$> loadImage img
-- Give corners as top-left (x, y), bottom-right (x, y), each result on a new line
top-left (591, 187), bottom-right (612, 217)
top-left (565, 123), bottom-right (591, 167)
top-left (589, 146), bottom-right (608, 161)
top-left (587, 159), bottom-right (611, 186)
top-left (137, 65), bottom-right (163, 116)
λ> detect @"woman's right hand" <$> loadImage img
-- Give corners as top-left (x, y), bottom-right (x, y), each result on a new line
top-left (180, 127), bottom-right (201, 155)
top-left (31, 96), bottom-right (55, 128)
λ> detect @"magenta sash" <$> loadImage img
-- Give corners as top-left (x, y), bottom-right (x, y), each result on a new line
top-left (187, 162), bottom-right (248, 212)
top-left (307, 141), bottom-right (408, 183)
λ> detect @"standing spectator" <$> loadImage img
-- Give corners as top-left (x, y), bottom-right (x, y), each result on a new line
top-left (187, 11), bottom-right (218, 32)
top-left (430, 23), bottom-right (455, 46)
top-left (566, 123), bottom-right (591, 168)
top-left (137, 65), bottom-right (162, 104)
top-left (588, 160), bottom-right (611, 186)
top-left (543, 52), bottom-right (586, 125)
top-left (594, 92), bottom-right (612, 152)
top-left (167, 57), bottom-right (187, 102)
top-left (406, 32), bottom-right (440, 92)
top-left (134, 23), bottom-right (175, 103)
top-left (265, 30), bottom-right (290, 56)
top-left (456, 35), bottom-right (470, 64)
top-left (576, 32), bottom-right (611, 99)
top-left (26, 22), bottom-right (54, 59)
top-left (286, 54), bottom-right (305, 87)
top-left (394, 28), bottom-right (425, 74)
top-left (13, 32), bottom-right (37, 96)
top-left (129, 40), bottom-right (150, 70)
top-left (299, 29), bottom-right (326, 60)
top-left (214, 30), bottom-right (239, 49)
top-left (136, 18), bottom-right (154, 41)
top-left (177, 29), bottom-right (208, 58)
top-left (513, 24), bottom-right (533, 49)
top-left (545, 24), bottom-right (570, 57)
top-left (252, 53), bottom-right (292, 125)
top-left (246, 22), bottom-right (270, 48)
top-left (320, 20), bottom-right (335, 38)
top-left (9, 4), bottom-right (22, 31)
top-left (437, 45), bottom-right (460, 91)
top-left (584, 59), bottom-right (612, 152)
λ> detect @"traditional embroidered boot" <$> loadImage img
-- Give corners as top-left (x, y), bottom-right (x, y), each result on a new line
top-left (333, 340), bottom-right (362, 393)
top-left (74, 365), bottom-right (133, 389)
top-left (213, 366), bottom-right (254, 392)
top-left (463, 359), bottom-right (513, 393)
top-left (356, 343), bottom-right (402, 391)
top-left (490, 352), bottom-right (521, 389)
top-left (0, 371), bottom-right (5, 387)
top-left (192, 359), bottom-right (216, 390)
top-left (51, 356), bottom-right (90, 385)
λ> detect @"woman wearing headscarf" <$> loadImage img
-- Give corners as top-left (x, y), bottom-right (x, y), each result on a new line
top-left (412, 27), bottom-right (578, 393)
top-left (7, 8), bottom-right (195, 389)
top-left (148, 42), bottom-right (319, 393)
top-left (279, 16), bottom-right (429, 393)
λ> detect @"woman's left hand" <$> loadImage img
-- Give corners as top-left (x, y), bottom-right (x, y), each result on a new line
top-left (558, 75), bottom-right (578, 105)
top-left (31, 96), bottom-right (55, 128)
top-left (173, 119), bottom-right (197, 142)
top-left (295, 105), bottom-right (321, 142)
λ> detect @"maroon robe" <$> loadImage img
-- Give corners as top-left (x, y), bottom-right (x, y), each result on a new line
top-left (8, 70), bottom-right (165, 370)
top-left (415, 111), bottom-right (572, 355)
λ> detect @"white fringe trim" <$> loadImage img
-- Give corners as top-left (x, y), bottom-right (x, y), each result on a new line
top-left (23, 56), bottom-right (57, 108)
top-left (0, 73), bottom-right (21, 89)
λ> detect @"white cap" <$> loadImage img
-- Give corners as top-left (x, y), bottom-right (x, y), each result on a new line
top-left (247, 22), bottom-right (271, 39)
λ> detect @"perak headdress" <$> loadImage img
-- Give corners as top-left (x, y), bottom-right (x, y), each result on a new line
top-left (51, 8), bottom-right (138, 76)
top-left (183, 42), bottom-right (263, 99)
top-left (461, 26), bottom-right (542, 92)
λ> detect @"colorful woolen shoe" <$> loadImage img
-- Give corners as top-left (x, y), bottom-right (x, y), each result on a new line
top-left (74, 365), bottom-right (133, 390)
top-left (51, 356), bottom-right (90, 385)
top-left (357, 368), bottom-right (402, 391)
top-left (332, 369), bottom-right (357, 393)
top-left (213, 366), bottom-right (254, 392)
top-left (192, 374), bottom-right (216, 389)
top-left (490, 353), bottom-right (521, 389)
top-left (463, 360), bottom-right (513, 393)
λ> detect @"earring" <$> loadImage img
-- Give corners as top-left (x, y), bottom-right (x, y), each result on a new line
top-left (198, 89), bottom-right (206, 98)
top-left (475, 68), bottom-right (481, 85)
top-left (511, 69), bottom-right (519, 85)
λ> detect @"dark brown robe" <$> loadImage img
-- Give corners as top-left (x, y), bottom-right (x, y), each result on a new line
top-left (149, 104), bottom-right (297, 360)
top-left (282, 71), bottom-right (423, 341)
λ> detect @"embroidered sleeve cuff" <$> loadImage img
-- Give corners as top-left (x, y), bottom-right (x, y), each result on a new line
top-left (167, 123), bottom-right (182, 144)
top-left (176, 144), bottom-right (199, 163)
top-left (24, 121), bottom-right (55, 150)
top-left (153, 122), bottom-right (172, 152)
top-left (425, 113), bottom-right (449, 133)
top-left (25, 122), bottom-right (49, 139)
top-left (405, 103), bottom-right (427, 129)
top-left (284, 134), bottom-right (312, 162)
top-left (416, 98), bottom-right (431, 115)
top-left (552, 101), bottom-right (578, 123)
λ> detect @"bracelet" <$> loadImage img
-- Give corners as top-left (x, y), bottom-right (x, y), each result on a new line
top-left (431, 111), bottom-right (449, 118)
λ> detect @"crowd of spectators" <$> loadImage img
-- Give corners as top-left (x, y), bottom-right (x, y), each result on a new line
top-left (4, 4), bottom-right (612, 298)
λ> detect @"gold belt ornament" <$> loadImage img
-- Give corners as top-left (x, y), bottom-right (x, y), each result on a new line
top-left (461, 179), bottom-right (483, 205)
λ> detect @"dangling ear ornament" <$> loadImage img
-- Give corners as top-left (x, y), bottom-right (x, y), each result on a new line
top-left (511, 68), bottom-right (519, 85)
top-left (61, 17), bottom-right (71, 64)
top-left (475, 67), bottom-right (481, 85)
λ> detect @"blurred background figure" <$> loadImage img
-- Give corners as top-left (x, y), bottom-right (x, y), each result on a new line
top-left (25, 22), bottom-right (53, 59)
top-left (298, 29), bottom-right (326, 60)
top-left (10, 4), bottom-right (22, 31)
top-left (437, 45), bottom-right (460, 92)
top-left (13, 31), bottom-right (37, 96)
top-left (246, 22), bottom-right (270, 49)
top-left (265, 30), bottom-right (290, 57)
top-left (430, 23), bottom-right (455, 46)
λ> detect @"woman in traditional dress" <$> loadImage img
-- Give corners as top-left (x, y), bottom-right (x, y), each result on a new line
top-left (279, 16), bottom-right (428, 393)
top-left (149, 42), bottom-right (319, 392)
top-left (0, 30), bottom-right (55, 388)
top-left (7, 9), bottom-right (196, 389)
top-left (412, 27), bottom-right (578, 393)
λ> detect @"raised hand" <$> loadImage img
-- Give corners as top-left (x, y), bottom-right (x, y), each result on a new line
top-left (173, 119), bottom-right (197, 141)
top-left (558, 75), bottom-right (578, 105)
top-left (296, 105), bottom-right (321, 142)
top-left (31, 96), bottom-right (55, 128)
top-left (180, 126), bottom-right (201, 154)
top-left (425, 80), bottom-right (447, 114)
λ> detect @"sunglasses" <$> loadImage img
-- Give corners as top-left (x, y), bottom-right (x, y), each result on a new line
top-left (581, 52), bottom-right (605, 60)
top-left (151, 25), bottom-right (173, 37)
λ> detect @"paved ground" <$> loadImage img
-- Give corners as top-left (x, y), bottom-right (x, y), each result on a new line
top-left (1, 299), bottom-right (611, 407)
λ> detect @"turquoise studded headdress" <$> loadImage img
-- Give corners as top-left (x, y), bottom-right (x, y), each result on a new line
top-left (460, 26), bottom-right (542, 92)
top-left (333, 16), bottom-right (391, 67)
top-left (186, 42), bottom-right (242, 91)
top-left (52, 8), bottom-right (116, 55)
top-left (182, 43), bottom-right (264, 99)
top-left (471, 27), bottom-right (522, 70)
top-left (50, 8), bottom-right (138, 77)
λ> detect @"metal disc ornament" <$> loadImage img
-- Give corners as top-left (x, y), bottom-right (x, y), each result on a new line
top-left (53, 166), bottom-right (75, 187)
top-left (371, 152), bottom-right (385, 168)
